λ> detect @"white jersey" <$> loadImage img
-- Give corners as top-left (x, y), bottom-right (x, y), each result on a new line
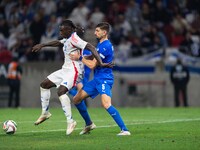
top-left (47, 32), bottom-right (87, 90)
top-left (60, 32), bottom-right (87, 72)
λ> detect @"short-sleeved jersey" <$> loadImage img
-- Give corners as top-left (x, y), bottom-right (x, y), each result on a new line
top-left (60, 32), bottom-right (87, 72)
top-left (83, 49), bottom-right (92, 83)
top-left (94, 40), bottom-right (114, 82)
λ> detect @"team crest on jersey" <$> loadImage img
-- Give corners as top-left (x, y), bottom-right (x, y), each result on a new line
top-left (72, 34), bottom-right (78, 43)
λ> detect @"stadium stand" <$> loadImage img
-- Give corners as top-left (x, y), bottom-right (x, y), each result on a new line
top-left (0, 0), bottom-right (200, 107)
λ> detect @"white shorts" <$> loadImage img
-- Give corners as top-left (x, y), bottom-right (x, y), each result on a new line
top-left (47, 68), bottom-right (83, 90)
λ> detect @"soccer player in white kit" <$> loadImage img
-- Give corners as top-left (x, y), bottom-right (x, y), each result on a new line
top-left (32, 19), bottom-right (110, 135)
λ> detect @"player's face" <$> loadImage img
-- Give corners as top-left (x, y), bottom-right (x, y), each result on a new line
top-left (94, 27), bottom-right (107, 40)
top-left (59, 25), bottom-right (72, 38)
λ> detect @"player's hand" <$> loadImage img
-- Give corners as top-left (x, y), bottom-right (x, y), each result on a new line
top-left (32, 44), bottom-right (43, 52)
top-left (100, 61), bottom-right (115, 68)
top-left (69, 51), bottom-right (81, 61)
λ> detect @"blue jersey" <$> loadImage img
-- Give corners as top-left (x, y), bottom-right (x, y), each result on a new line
top-left (82, 40), bottom-right (114, 98)
top-left (94, 40), bottom-right (114, 82)
top-left (83, 49), bottom-right (92, 83)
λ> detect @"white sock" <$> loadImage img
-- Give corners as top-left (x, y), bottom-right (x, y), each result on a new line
top-left (59, 94), bottom-right (73, 123)
top-left (40, 87), bottom-right (51, 114)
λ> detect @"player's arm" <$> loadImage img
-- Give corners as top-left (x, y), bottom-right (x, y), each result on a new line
top-left (84, 55), bottom-right (94, 60)
top-left (85, 43), bottom-right (114, 68)
top-left (70, 33), bottom-right (113, 68)
top-left (82, 57), bottom-right (97, 70)
top-left (69, 51), bottom-right (97, 69)
top-left (32, 40), bottom-right (63, 52)
top-left (84, 43), bottom-right (102, 65)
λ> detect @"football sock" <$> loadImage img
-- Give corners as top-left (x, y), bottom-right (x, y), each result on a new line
top-left (40, 87), bottom-right (50, 114)
top-left (59, 94), bottom-right (73, 123)
top-left (107, 105), bottom-right (128, 131)
top-left (69, 88), bottom-right (77, 97)
top-left (75, 101), bottom-right (92, 126)
top-left (69, 88), bottom-right (92, 126)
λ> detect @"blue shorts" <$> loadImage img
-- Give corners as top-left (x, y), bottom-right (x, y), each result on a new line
top-left (83, 79), bottom-right (113, 99)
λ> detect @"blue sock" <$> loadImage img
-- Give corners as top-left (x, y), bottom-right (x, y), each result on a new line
top-left (69, 88), bottom-right (77, 97)
top-left (107, 105), bottom-right (128, 131)
top-left (75, 100), bottom-right (92, 126)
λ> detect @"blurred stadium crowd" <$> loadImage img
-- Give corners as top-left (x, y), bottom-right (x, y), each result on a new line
top-left (0, 0), bottom-right (200, 63)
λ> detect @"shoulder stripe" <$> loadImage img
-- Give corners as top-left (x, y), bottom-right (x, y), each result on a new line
top-left (71, 42), bottom-right (76, 48)
top-left (99, 53), bottom-right (105, 59)
top-left (71, 33), bottom-right (78, 43)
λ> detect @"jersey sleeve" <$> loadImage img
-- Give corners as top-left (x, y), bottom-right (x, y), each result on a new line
top-left (59, 39), bottom-right (66, 44)
top-left (99, 44), bottom-right (112, 59)
top-left (98, 42), bottom-right (114, 63)
top-left (70, 32), bottom-right (88, 50)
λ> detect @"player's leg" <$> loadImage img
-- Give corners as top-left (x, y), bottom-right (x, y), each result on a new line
top-left (15, 80), bottom-right (20, 108)
top-left (73, 81), bottom-right (97, 134)
top-left (73, 89), bottom-right (89, 104)
top-left (101, 94), bottom-right (130, 136)
top-left (174, 86), bottom-right (179, 107)
top-left (75, 83), bottom-right (93, 126)
top-left (34, 78), bottom-right (56, 125)
top-left (75, 83), bottom-right (96, 135)
top-left (59, 67), bottom-right (88, 135)
top-left (57, 85), bottom-right (77, 135)
top-left (98, 82), bottom-right (130, 136)
top-left (181, 86), bottom-right (188, 107)
top-left (70, 88), bottom-right (92, 126)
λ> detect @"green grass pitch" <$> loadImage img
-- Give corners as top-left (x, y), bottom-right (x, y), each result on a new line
top-left (0, 107), bottom-right (200, 150)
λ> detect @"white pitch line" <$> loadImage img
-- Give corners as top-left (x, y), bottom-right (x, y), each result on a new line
top-left (2, 118), bottom-right (200, 124)
top-left (0, 118), bottom-right (200, 135)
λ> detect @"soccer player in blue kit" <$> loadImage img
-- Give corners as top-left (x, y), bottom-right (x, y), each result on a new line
top-left (70, 22), bottom-right (131, 136)
top-left (69, 49), bottom-right (96, 135)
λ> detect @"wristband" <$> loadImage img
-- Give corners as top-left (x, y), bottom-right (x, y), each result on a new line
top-left (79, 55), bottom-right (83, 61)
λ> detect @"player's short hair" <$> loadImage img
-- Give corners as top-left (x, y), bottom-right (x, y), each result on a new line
top-left (96, 22), bottom-right (110, 33)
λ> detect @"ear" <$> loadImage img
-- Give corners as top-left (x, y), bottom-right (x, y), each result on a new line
top-left (103, 30), bottom-right (107, 36)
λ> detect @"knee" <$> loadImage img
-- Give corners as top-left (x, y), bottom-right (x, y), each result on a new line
top-left (101, 102), bottom-right (111, 109)
top-left (57, 90), bottom-right (66, 97)
top-left (73, 95), bottom-right (83, 105)
top-left (40, 79), bottom-right (56, 89)
top-left (73, 96), bottom-right (79, 105)
top-left (57, 86), bottom-right (68, 97)
top-left (40, 82), bottom-right (46, 89)
top-left (40, 80), bottom-right (50, 89)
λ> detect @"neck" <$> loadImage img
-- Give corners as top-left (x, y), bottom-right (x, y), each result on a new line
top-left (99, 36), bottom-right (108, 43)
